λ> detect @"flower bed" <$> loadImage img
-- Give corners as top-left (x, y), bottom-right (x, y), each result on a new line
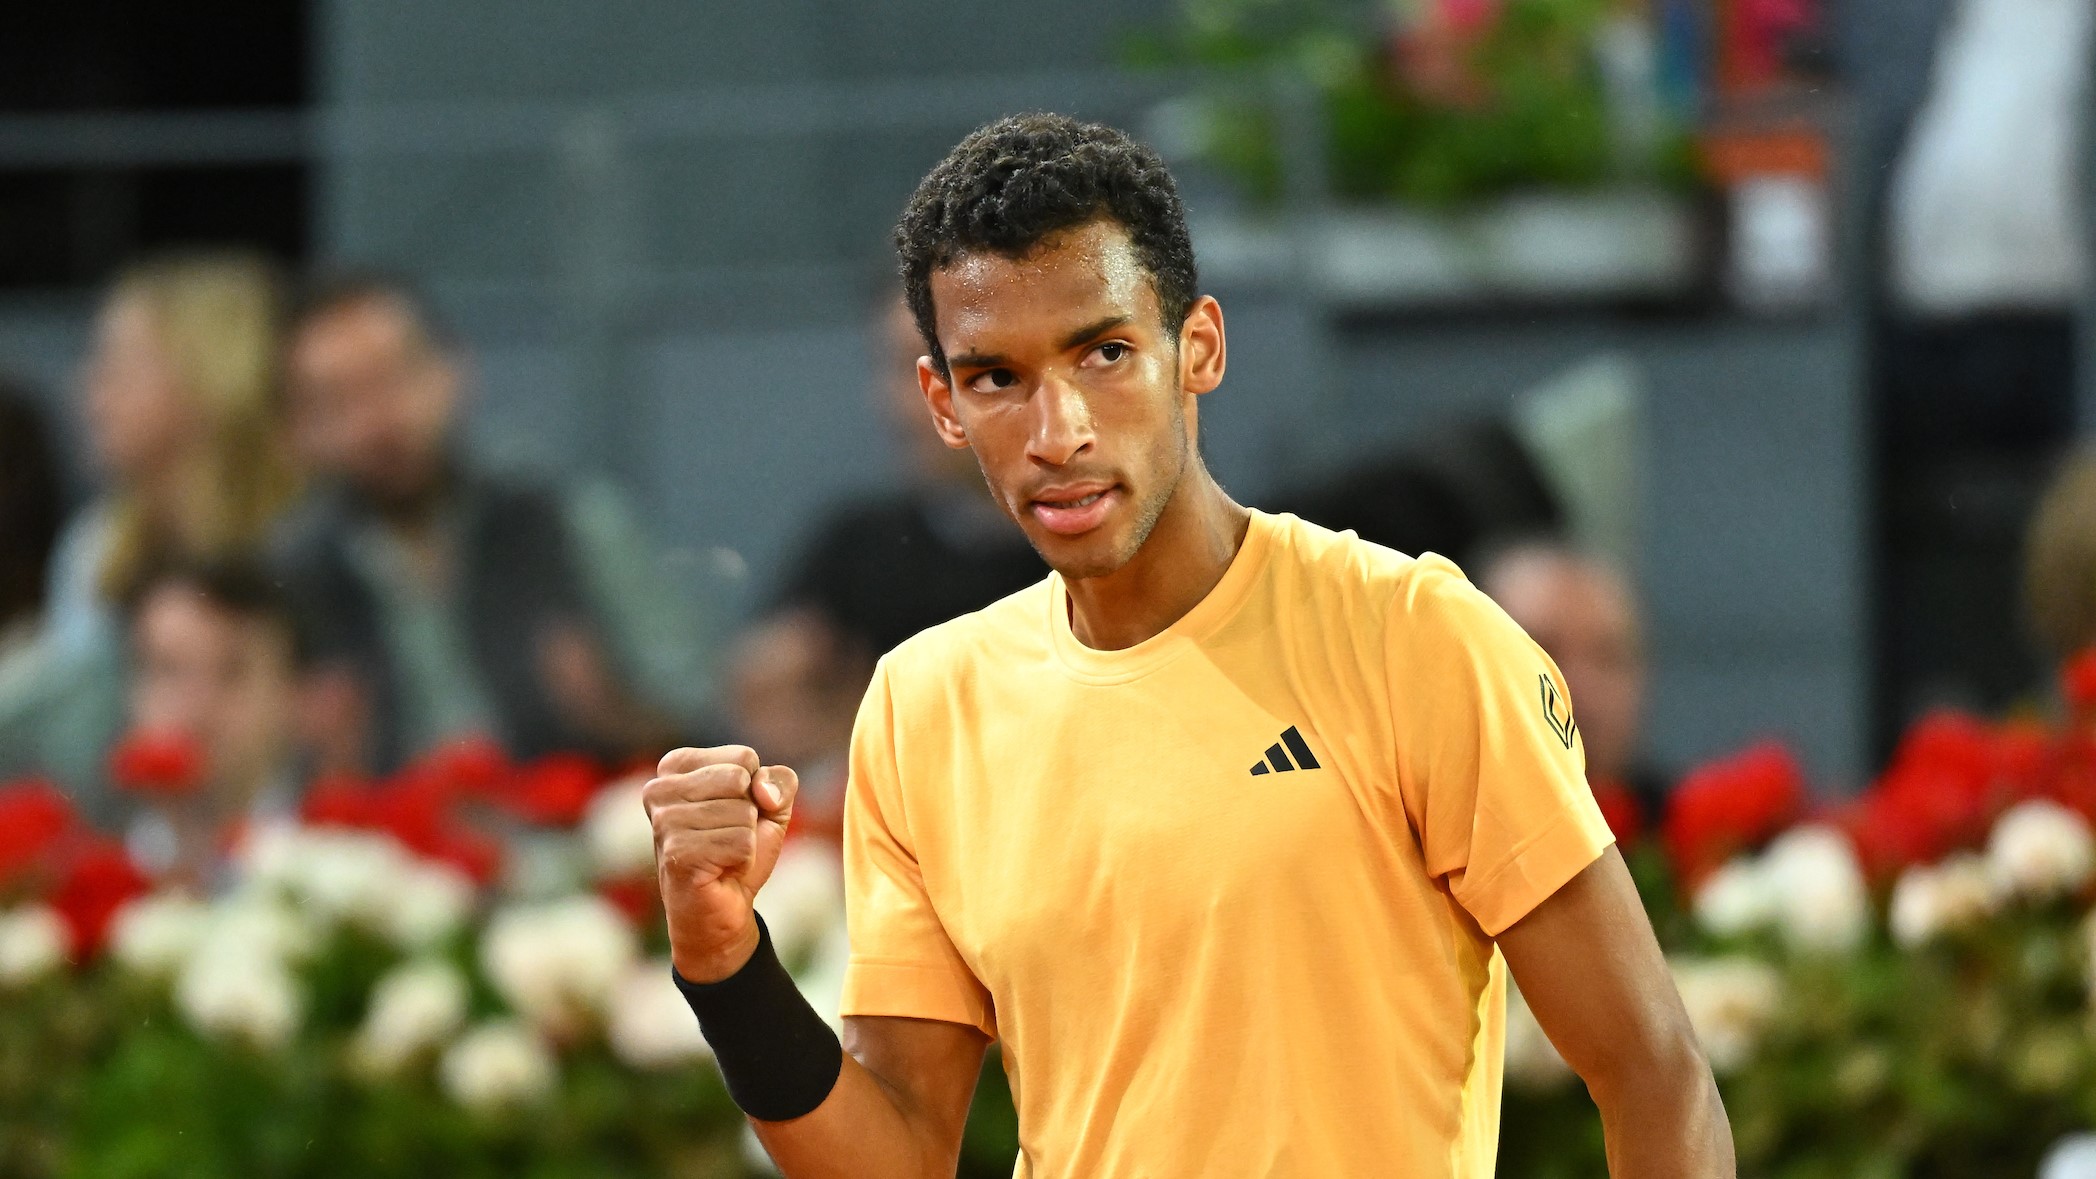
top-left (0, 750), bottom-right (840, 1178)
top-left (1503, 652), bottom-right (2096, 1177)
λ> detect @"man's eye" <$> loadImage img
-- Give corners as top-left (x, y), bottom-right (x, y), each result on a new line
top-left (967, 368), bottom-right (1018, 394)
top-left (1094, 342), bottom-right (1129, 364)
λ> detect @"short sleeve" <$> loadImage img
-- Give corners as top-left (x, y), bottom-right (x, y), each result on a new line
top-left (838, 661), bottom-right (996, 1038)
top-left (1388, 558), bottom-right (1614, 937)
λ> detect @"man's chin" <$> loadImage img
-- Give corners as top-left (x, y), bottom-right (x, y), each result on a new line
top-left (1028, 528), bottom-right (1136, 584)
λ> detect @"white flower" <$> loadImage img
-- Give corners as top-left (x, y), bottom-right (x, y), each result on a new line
top-left (606, 959), bottom-right (713, 1070)
top-left (200, 889), bottom-right (319, 964)
top-left (1889, 853), bottom-right (2001, 948)
top-left (108, 893), bottom-right (211, 976)
top-left (379, 862), bottom-right (477, 951)
top-left (440, 1020), bottom-right (557, 1112)
top-left (293, 830), bottom-right (411, 924)
top-left (1502, 977), bottom-right (1573, 1091)
top-left (1692, 858), bottom-right (1777, 939)
top-left (480, 895), bottom-right (638, 1034)
top-left (1988, 800), bottom-right (2095, 902)
top-left (584, 775), bottom-right (655, 881)
top-left (755, 842), bottom-right (844, 964)
top-left (0, 906), bottom-right (70, 986)
top-left (355, 959), bottom-right (470, 1075)
top-left (1671, 956), bottom-right (1782, 1074)
top-left (2041, 1132), bottom-right (2096, 1179)
top-left (1761, 826), bottom-right (1870, 954)
top-left (174, 943), bottom-right (302, 1050)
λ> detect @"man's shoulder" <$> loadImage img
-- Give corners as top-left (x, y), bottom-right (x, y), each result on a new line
top-left (1258, 509), bottom-right (1469, 619)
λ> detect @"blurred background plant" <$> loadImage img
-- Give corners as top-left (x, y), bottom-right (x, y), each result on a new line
top-left (1131, 0), bottom-right (1700, 206)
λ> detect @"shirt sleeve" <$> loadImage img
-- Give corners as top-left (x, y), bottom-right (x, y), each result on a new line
top-left (1388, 557), bottom-right (1614, 937)
top-left (837, 661), bottom-right (996, 1039)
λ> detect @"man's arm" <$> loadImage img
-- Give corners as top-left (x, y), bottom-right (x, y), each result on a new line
top-left (750, 1015), bottom-right (987, 1178)
top-left (1497, 846), bottom-right (1735, 1178)
top-left (646, 745), bottom-right (985, 1178)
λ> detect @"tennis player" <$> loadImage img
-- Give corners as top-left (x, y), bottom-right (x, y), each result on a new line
top-left (645, 114), bottom-right (1733, 1178)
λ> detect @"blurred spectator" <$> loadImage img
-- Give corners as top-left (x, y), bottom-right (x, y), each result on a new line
top-left (274, 273), bottom-right (706, 773)
top-left (48, 250), bottom-right (296, 661)
top-left (0, 252), bottom-right (294, 798)
top-left (1280, 417), bottom-right (1564, 571)
top-left (114, 560), bottom-right (306, 890)
top-left (1870, 0), bottom-right (2092, 748)
top-left (771, 294), bottom-right (1045, 659)
top-left (728, 295), bottom-right (1044, 823)
top-left (0, 383), bottom-right (63, 668)
top-left (1477, 539), bottom-right (1666, 832)
top-left (2026, 448), bottom-right (2096, 661)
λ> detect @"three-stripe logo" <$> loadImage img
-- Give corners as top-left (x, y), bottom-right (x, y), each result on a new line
top-left (1249, 726), bottom-right (1320, 776)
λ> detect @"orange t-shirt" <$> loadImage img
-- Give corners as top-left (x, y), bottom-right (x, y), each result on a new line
top-left (839, 510), bottom-right (1611, 1178)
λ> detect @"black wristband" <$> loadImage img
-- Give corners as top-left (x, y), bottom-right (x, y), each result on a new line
top-left (671, 915), bottom-right (844, 1122)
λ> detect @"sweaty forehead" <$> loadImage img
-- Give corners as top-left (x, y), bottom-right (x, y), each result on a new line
top-left (931, 221), bottom-right (1157, 352)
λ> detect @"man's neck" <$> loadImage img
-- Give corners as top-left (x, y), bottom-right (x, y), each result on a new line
top-left (1063, 467), bottom-right (1250, 651)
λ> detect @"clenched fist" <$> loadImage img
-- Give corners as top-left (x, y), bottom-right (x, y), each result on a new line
top-left (643, 745), bottom-right (800, 982)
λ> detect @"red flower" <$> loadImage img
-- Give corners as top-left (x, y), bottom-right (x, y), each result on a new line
top-left (300, 772), bottom-right (377, 828)
top-left (107, 730), bottom-right (206, 797)
top-left (49, 837), bottom-right (150, 960)
top-left (1662, 742), bottom-right (1806, 888)
top-left (597, 876), bottom-right (659, 927)
top-left (405, 823), bottom-right (505, 887)
top-left (1590, 777), bottom-right (1645, 846)
top-left (0, 779), bottom-right (76, 888)
top-left (500, 754), bottom-right (606, 828)
top-left (2063, 647), bottom-right (2096, 714)
top-left (422, 736), bottom-right (511, 798)
top-left (1846, 710), bottom-right (2009, 878)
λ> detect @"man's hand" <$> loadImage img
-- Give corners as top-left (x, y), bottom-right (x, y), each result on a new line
top-left (643, 745), bottom-right (799, 982)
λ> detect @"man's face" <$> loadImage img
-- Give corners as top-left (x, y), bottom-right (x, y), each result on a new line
top-left (130, 586), bottom-right (296, 792)
top-left (287, 296), bottom-right (459, 511)
top-left (920, 221), bottom-right (1210, 581)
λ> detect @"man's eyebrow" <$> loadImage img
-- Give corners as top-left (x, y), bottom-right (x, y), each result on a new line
top-left (1059, 315), bottom-right (1132, 352)
top-left (946, 348), bottom-right (1006, 372)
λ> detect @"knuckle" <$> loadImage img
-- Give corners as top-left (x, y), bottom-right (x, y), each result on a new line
top-left (640, 776), bottom-right (672, 813)
top-left (657, 747), bottom-right (702, 776)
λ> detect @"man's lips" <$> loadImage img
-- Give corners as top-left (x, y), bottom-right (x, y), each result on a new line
top-left (1028, 484), bottom-right (1119, 536)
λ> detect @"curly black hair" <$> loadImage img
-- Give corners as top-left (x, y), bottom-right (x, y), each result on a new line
top-left (895, 113), bottom-right (1198, 379)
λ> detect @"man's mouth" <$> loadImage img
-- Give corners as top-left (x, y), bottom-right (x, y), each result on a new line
top-left (1029, 485), bottom-right (1119, 536)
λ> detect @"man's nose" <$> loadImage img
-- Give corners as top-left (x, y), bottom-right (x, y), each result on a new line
top-left (1027, 374), bottom-right (1095, 466)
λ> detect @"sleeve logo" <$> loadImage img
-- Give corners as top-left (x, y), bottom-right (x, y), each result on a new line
top-left (1539, 674), bottom-right (1577, 750)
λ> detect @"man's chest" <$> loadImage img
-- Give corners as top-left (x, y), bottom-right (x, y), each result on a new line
top-left (897, 663), bottom-right (1410, 998)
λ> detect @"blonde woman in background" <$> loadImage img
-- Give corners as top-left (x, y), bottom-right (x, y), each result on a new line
top-left (44, 250), bottom-right (297, 655)
top-left (0, 251), bottom-right (299, 816)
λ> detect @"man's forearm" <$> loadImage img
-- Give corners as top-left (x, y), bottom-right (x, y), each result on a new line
top-left (1588, 1037), bottom-right (1735, 1178)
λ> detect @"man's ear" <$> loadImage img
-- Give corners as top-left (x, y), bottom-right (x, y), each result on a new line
top-left (919, 356), bottom-right (970, 449)
top-left (1178, 295), bottom-right (1226, 397)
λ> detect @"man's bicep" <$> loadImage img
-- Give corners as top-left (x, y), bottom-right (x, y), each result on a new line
top-left (1496, 847), bottom-right (1696, 1083)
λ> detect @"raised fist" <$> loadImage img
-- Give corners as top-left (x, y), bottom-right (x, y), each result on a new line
top-left (642, 745), bottom-right (799, 982)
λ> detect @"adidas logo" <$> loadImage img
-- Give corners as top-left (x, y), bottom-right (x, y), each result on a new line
top-left (1249, 726), bottom-right (1321, 776)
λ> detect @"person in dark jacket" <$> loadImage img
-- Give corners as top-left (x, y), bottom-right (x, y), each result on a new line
top-left (275, 274), bottom-right (707, 773)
